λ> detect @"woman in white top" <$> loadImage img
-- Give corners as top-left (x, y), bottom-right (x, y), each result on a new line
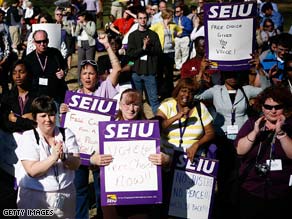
top-left (16, 96), bottom-right (80, 218)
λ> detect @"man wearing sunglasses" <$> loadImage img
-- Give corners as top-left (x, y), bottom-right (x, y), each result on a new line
top-left (24, 29), bottom-right (68, 105)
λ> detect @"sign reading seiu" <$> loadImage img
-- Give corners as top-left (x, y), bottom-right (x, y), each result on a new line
top-left (104, 122), bottom-right (158, 139)
top-left (67, 93), bottom-right (116, 115)
top-left (175, 153), bottom-right (218, 177)
top-left (207, 2), bottom-right (256, 19)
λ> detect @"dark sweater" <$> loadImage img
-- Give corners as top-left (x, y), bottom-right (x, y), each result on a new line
top-left (127, 29), bottom-right (162, 75)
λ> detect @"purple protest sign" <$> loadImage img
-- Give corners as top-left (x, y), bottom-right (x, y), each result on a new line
top-left (61, 91), bottom-right (117, 165)
top-left (99, 120), bottom-right (162, 206)
top-left (204, 2), bottom-right (257, 71)
top-left (168, 150), bottom-right (219, 219)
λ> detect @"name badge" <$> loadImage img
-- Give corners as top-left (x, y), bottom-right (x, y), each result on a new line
top-left (39, 77), bottom-right (48, 86)
top-left (266, 159), bottom-right (282, 171)
top-left (227, 125), bottom-right (238, 134)
top-left (140, 55), bottom-right (147, 61)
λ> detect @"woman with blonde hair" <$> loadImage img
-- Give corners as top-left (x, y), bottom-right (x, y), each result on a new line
top-left (150, 8), bottom-right (182, 99)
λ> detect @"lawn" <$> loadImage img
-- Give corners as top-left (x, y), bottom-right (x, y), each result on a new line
top-left (30, 0), bottom-right (291, 32)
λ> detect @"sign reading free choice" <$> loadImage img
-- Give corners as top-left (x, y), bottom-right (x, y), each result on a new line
top-left (204, 2), bottom-right (257, 71)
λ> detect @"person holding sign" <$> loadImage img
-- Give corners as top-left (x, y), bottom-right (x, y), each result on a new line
top-left (156, 78), bottom-right (215, 218)
top-left (15, 96), bottom-right (80, 218)
top-left (101, 88), bottom-right (167, 219)
top-left (157, 78), bottom-right (215, 163)
top-left (235, 86), bottom-right (292, 219)
top-left (195, 57), bottom-right (271, 218)
top-left (59, 33), bottom-right (121, 219)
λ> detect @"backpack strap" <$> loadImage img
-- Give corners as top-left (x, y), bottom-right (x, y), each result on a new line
top-left (58, 127), bottom-right (66, 142)
top-left (238, 86), bottom-right (249, 108)
top-left (33, 128), bottom-right (40, 145)
top-left (195, 100), bottom-right (205, 134)
top-left (33, 127), bottom-right (66, 145)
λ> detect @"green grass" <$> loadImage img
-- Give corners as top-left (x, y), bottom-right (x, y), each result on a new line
top-left (29, 0), bottom-right (291, 32)
top-left (278, 2), bottom-right (292, 32)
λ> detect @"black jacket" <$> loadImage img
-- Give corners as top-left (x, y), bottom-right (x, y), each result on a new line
top-left (24, 47), bottom-right (68, 104)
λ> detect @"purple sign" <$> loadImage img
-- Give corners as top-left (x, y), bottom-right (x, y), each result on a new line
top-left (204, 2), bottom-right (257, 71)
top-left (168, 150), bottom-right (219, 219)
top-left (99, 120), bottom-right (162, 206)
top-left (61, 91), bottom-right (117, 165)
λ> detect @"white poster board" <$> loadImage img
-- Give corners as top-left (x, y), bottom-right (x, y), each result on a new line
top-left (26, 23), bottom-right (61, 55)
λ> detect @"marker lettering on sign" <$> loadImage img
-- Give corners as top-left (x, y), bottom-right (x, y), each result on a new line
top-left (69, 95), bottom-right (114, 113)
top-left (208, 3), bottom-right (253, 18)
top-left (105, 123), bottom-right (154, 138)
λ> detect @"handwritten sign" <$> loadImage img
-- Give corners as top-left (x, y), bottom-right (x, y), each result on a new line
top-left (61, 91), bottom-right (117, 164)
top-left (99, 120), bottom-right (162, 206)
top-left (168, 151), bottom-right (219, 219)
top-left (204, 2), bottom-right (257, 71)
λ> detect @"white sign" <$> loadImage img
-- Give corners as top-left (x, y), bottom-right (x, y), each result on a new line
top-left (169, 170), bottom-right (214, 219)
top-left (208, 19), bottom-right (253, 61)
top-left (64, 109), bottom-right (110, 154)
top-left (26, 24), bottom-right (61, 55)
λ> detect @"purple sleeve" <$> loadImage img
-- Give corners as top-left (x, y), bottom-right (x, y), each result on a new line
top-left (93, 78), bottom-right (119, 98)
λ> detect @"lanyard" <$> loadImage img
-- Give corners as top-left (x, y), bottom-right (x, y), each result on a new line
top-left (255, 130), bottom-right (276, 164)
top-left (48, 145), bottom-right (60, 190)
top-left (176, 105), bottom-right (189, 147)
top-left (36, 51), bottom-right (48, 72)
top-left (228, 90), bottom-right (237, 125)
top-left (231, 106), bottom-right (236, 126)
top-left (288, 79), bottom-right (292, 94)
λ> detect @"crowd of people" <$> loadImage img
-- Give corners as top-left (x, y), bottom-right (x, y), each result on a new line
top-left (0, 0), bottom-right (292, 219)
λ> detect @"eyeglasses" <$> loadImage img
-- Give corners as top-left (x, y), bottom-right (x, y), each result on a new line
top-left (264, 24), bottom-right (273, 28)
top-left (55, 13), bottom-right (63, 16)
top-left (175, 10), bottom-right (181, 13)
top-left (34, 39), bottom-right (48, 44)
top-left (263, 104), bottom-right (284, 110)
top-left (80, 60), bottom-right (97, 66)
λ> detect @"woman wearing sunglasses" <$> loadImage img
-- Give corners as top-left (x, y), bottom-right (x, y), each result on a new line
top-left (60, 33), bottom-right (121, 219)
top-left (235, 86), bottom-right (292, 219)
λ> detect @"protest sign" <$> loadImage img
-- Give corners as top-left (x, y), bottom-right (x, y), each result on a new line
top-left (204, 2), bottom-right (257, 71)
top-left (61, 91), bottom-right (117, 165)
top-left (168, 151), bottom-right (219, 219)
top-left (99, 120), bottom-right (162, 206)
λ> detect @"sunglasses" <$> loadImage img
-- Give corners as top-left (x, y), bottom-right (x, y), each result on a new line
top-left (80, 60), bottom-right (97, 66)
top-left (263, 104), bottom-right (284, 110)
top-left (34, 39), bottom-right (48, 44)
top-left (55, 13), bottom-right (63, 16)
top-left (175, 10), bottom-right (181, 13)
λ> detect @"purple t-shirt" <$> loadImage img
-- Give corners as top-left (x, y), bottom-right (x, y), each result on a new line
top-left (235, 117), bottom-right (292, 199)
top-left (77, 77), bottom-right (118, 98)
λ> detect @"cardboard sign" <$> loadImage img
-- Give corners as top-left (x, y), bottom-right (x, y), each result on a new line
top-left (27, 23), bottom-right (62, 55)
top-left (99, 120), bottom-right (162, 206)
top-left (168, 151), bottom-right (219, 219)
top-left (61, 91), bottom-right (117, 164)
top-left (204, 2), bottom-right (257, 71)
